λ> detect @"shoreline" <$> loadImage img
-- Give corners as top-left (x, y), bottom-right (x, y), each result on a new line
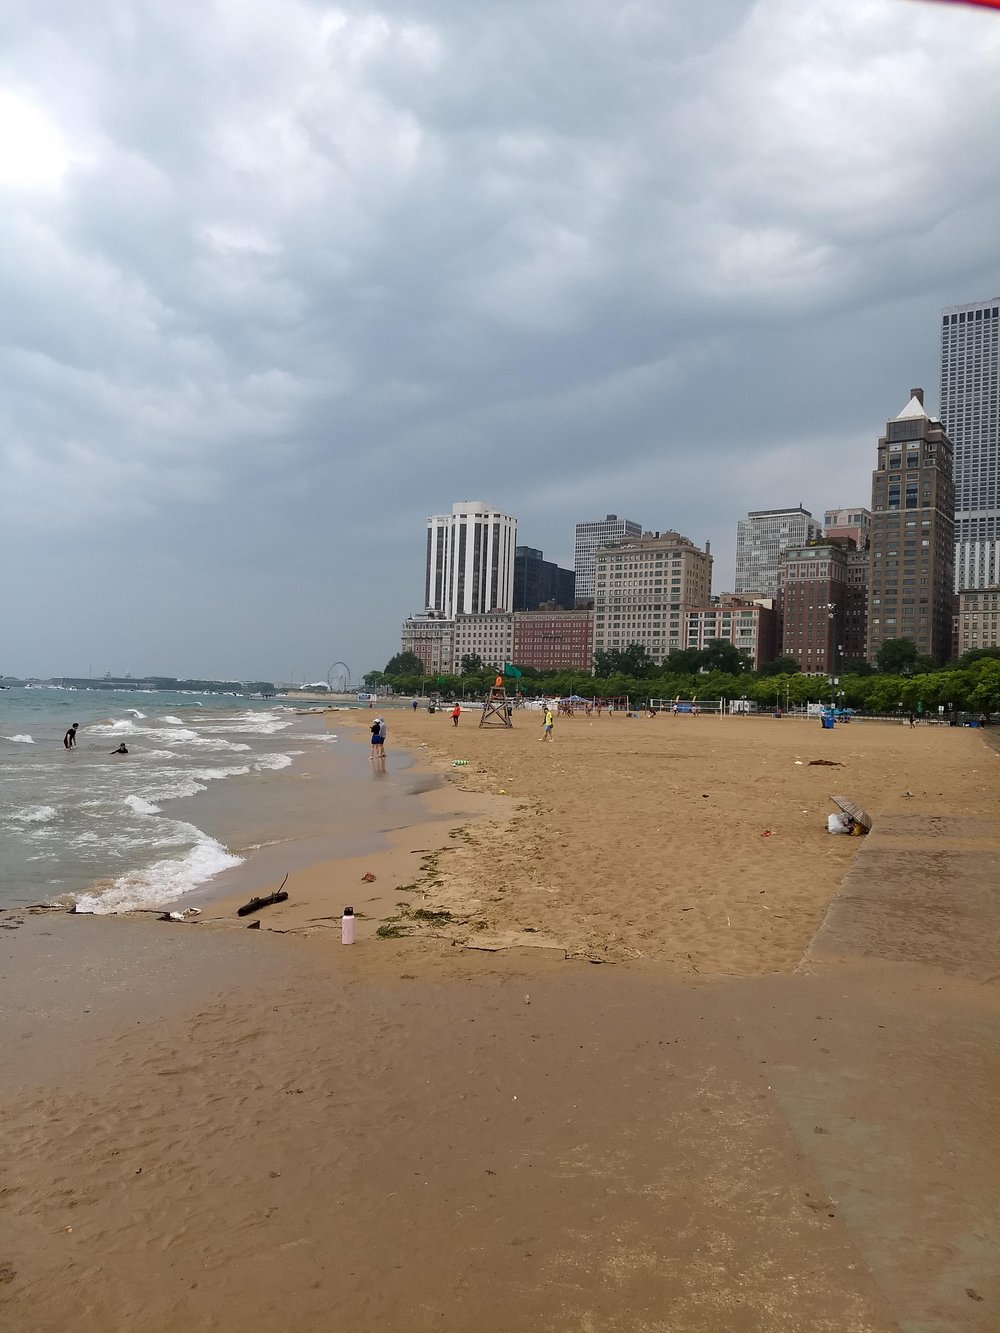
top-left (3, 715), bottom-right (999, 1330)
top-left (73, 706), bottom-right (520, 945)
top-left (24, 704), bottom-right (1000, 970)
top-left (189, 707), bottom-right (518, 940)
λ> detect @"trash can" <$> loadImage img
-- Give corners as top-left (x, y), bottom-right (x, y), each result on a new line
top-left (821, 714), bottom-right (835, 730)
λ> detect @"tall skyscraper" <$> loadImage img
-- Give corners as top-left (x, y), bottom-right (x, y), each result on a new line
top-left (867, 389), bottom-right (955, 665)
top-left (512, 547), bottom-right (575, 611)
top-left (573, 514), bottom-right (642, 605)
top-left (940, 299), bottom-right (1000, 589)
top-left (592, 530), bottom-right (712, 665)
top-left (424, 501), bottom-right (517, 618)
top-left (734, 507), bottom-right (821, 598)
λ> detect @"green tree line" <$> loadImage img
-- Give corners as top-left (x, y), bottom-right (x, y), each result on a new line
top-left (366, 640), bottom-right (1000, 714)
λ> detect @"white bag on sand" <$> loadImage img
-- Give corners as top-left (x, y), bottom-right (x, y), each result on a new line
top-left (827, 813), bottom-right (851, 834)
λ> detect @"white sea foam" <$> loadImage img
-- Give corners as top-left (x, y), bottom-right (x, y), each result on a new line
top-left (145, 776), bottom-right (207, 801)
top-left (187, 763), bottom-right (252, 784)
top-left (162, 716), bottom-right (184, 724)
top-left (254, 753), bottom-right (293, 772)
top-left (73, 827), bottom-right (242, 914)
top-left (5, 734), bottom-right (35, 744)
top-left (183, 736), bottom-right (251, 752)
top-left (124, 795), bottom-right (161, 815)
top-left (200, 710), bottom-right (292, 736)
top-left (126, 709), bottom-right (147, 718)
top-left (87, 719), bottom-right (140, 736)
top-left (85, 721), bottom-right (246, 751)
top-left (15, 805), bottom-right (58, 823)
top-left (139, 763), bottom-right (253, 804)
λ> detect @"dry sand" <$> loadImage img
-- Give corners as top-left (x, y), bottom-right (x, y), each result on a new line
top-left (2, 714), bottom-right (999, 1331)
top-left (246, 709), bottom-right (996, 971)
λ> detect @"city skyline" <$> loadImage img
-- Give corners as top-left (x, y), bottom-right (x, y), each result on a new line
top-left (3, 1), bottom-right (999, 680)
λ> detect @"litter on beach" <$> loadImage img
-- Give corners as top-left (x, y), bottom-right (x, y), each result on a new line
top-left (828, 795), bottom-right (872, 835)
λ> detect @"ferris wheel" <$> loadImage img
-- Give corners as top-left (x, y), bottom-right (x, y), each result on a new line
top-left (326, 661), bottom-right (351, 693)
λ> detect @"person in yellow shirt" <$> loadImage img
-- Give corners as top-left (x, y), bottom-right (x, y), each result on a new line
top-left (539, 707), bottom-right (554, 742)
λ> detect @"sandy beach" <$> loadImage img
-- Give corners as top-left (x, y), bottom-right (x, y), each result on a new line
top-left (203, 708), bottom-right (999, 970)
top-left (2, 713), bottom-right (999, 1330)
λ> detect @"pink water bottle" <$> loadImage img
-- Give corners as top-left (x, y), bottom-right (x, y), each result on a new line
top-left (341, 906), bottom-right (355, 945)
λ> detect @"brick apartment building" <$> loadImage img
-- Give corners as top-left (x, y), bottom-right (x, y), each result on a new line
top-left (779, 540), bottom-right (849, 674)
top-left (684, 595), bottom-right (777, 670)
top-left (512, 608), bottom-right (594, 672)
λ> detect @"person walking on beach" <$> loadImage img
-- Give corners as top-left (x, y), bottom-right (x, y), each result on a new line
top-left (539, 707), bottom-right (554, 742)
top-left (64, 723), bottom-right (79, 749)
top-left (451, 703), bottom-right (461, 727)
top-left (370, 718), bottom-right (385, 759)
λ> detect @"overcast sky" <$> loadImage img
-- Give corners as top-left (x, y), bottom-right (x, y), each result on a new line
top-left (2, 0), bottom-right (999, 682)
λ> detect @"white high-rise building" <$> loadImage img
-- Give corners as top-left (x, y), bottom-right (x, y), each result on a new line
top-left (424, 501), bottom-right (517, 618)
top-left (940, 298), bottom-right (1000, 590)
top-left (573, 514), bottom-right (642, 604)
top-left (734, 506), bottom-right (821, 598)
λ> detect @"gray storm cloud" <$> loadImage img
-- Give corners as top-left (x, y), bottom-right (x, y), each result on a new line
top-left (1, 0), bottom-right (998, 678)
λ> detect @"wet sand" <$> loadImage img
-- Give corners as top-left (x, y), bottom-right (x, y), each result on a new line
top-left (2, 716), bottom-right (999, 1330)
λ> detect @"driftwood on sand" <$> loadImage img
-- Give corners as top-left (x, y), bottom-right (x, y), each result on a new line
top-left (236, 874), bottom-right (290, 918)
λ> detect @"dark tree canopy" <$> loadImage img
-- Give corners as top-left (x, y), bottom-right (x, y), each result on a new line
top-left (664, 648), bottom-right (703, 674)
top-left (384, 651), bottom-right (423, 676)
top-left (875, 638), bottom-right (933, 676)
top-left (593, 644), bottom-right (656, 679)
top-left (756, 656), bottom-right (802, 678)
top-left (699, 638), bottom-right (748, 675)
top-left (958, 646), bottom-right (1000, 669)
top-left (839, 657), bottom-right (876, 677)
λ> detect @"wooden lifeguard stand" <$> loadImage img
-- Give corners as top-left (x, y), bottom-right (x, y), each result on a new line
top-left (479, 676), bottom-right (513, 728)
